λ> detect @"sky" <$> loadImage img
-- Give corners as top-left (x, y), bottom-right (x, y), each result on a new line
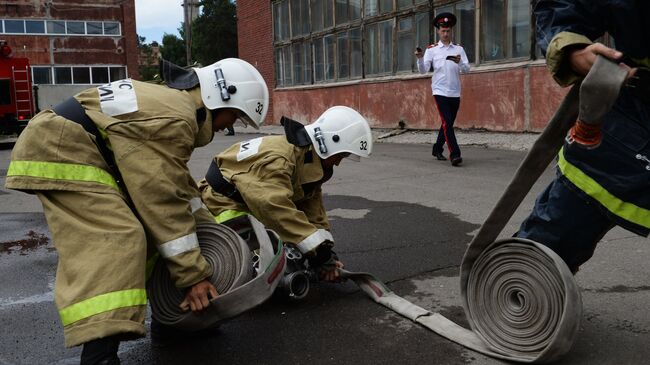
top-left (135, 0), bottom-right (185, 44)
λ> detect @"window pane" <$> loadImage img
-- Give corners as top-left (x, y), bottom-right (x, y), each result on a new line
top-left (73, 67), bottom-right (90, 84)
top-left (324, 0), bottom-right (333, 28)
top-left (47, 20), bottom-right (65, 34)
top-left (0, 79), bottom-right (11, 105)
top-left (415, 12), bottom-right (430, 50)
top-left (92, 67), bottom-right (109, 84)
top-left (397, 17), bottom-right (413, 72)
top-left (350, 28), bottom-right (362, 78)
top-left (104, 22), bottom-right (120, 35)
top-left (380, 0), bottom-right (392, 13)
top-left (311, 0), bottom-right (324, 32)
top-left (457, 0), bottom-right (476, 63)
top-left (364, 23), bottom-right (378, 75)
top-left (314, 38), bottom-right (324, 82)
top-left (0, 20), bottom-right (3, 33)
top-left (67, 21), bottom-right (84, 34)
top-left (508, 0), bottom-right (530, 58)
top-left (5, 20), bottom-right (25, 33)
top-left (482, 0), bottom-right (505, 61)
top-left (87, 21), bottom-right (103, 35)
top-left (324, 34), bottom-right (335, 80)
top-left (274, 0), bottom-right (290, 40)
top-left (292, 43), bottom-right (304, 84)
top-left (350, 0), bottom-right (361, 20)
top-left (275, 49), bottom-right (284, 87)
top-left (365, 0), bottom-right (378, 17)
top-left (54, 67), bottom-right (72, 84)
top-left (337, 31), bottom-right (349, 79)
top-left (291, 0), bottom-right (309, 37)
top-left (110, 66), bottom-right (127, 82)
top-left (282, 46), bottom-right (293, 86)
top-left (398, 0), bottom-right (412, 9)
top-left (32, 67), bottom-right (52, 84)
top-left (379, 20), bottom-right (393, 74)
top-left (336, 0), bottom-right (348, 25)
top-left (25, 20), bottom-right (45, 34)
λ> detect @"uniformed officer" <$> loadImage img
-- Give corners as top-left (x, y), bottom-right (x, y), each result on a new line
top-left (415, 12), bottom-right (470, 166)
top-left (198, 106), bottom-right (373, 282)
top-left (5, 58), bottom-right (269, 364)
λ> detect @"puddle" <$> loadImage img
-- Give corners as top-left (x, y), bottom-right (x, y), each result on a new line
top-left (0, 230), bottom-right (51, 255)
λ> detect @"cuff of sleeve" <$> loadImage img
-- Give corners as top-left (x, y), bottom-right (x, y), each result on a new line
top-left (167, 250), bottom-right (213, 288)
top-left (296, 229), bottom-right (334, 254)
top-left (546, 31), bottom-right (593, 87)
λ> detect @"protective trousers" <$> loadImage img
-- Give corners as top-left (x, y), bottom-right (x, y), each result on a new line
top-left (37, 190), bottom-right (148, 347)
top-left (432, 95), bottom-right (461, 159)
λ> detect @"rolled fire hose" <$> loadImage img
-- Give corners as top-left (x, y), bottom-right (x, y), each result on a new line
top-left (342, 56), bottom-right (628, 363)
top-left (148, 215), bottom-right (286, 332)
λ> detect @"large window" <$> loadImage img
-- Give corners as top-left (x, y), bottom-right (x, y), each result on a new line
top-left (0, 19), bottom-right (121, 36)
top-left (271, 0), bottom-right (539, 87)
top-left (481, 0), bottom-right (530, 61)
top-left (32, 66), bottom-right (127, 85)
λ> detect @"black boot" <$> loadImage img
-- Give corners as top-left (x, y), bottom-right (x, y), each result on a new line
top-left (80, 336), bottom-right (121, 365)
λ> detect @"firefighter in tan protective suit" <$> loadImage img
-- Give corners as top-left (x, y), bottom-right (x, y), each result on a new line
top-left (198, 106), bottom-right (373, 281)
top-left (4, 58), bottom-right (269, 364)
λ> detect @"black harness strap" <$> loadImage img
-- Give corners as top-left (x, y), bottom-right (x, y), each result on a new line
top-left (205, 159), bottom-right (244, 203)
top-left (53, 98), bottom-right (131, 201)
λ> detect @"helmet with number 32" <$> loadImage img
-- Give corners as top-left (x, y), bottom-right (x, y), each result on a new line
top-left (304, 106), bottom-right (373, 162)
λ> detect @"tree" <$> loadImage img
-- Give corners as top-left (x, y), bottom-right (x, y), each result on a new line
top-left (161, 31), bottom-right (187, 66)
top-left (137, 35), bottom-right (158, 81)
top-left (190, 0), bottom-right (238, 66)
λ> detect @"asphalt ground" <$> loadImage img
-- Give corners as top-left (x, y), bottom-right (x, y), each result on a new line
top-left (1, 128), bottom-right (649, 365)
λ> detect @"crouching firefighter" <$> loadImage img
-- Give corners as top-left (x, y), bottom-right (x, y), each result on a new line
top-left (4, 58), bottom-right (269, 364)
top-left (198, 106), bottom-right (373, 298)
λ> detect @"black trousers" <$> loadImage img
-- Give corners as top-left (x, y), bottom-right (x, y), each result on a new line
top-left (432, 95), bottom-right (461, 159)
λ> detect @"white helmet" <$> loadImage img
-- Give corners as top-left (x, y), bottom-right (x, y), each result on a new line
top-left (303, 106), bottom-right (373, 161)
top-left (194, 58), bottom-right (269, 129)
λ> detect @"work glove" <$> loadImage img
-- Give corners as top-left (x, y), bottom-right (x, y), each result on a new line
top-left (569, 55), bottom-right (628, 148)
top-left (306, 243), bottom-right (339, 273)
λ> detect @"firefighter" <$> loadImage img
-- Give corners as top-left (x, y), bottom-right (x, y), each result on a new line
top-left (517, 0), bottom-right (649, 273)
top-left (4, 58), bottom-right (269, 364)
top-left (198, 106), bottom-right (373, 282)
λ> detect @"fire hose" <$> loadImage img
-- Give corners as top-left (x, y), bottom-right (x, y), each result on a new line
top-left (340, 55), bottom-right (628, 363)
top-left (147, 215), bottom-right (286, 332)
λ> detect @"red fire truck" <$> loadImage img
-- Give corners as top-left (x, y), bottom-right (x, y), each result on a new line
top-left (0, 40), bottom-right (35, 135)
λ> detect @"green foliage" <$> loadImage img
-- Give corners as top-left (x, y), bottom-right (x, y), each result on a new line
top-left (161, 33), bottom-right (187, 66)
top-left (191, 0), bottom-right (238, 66)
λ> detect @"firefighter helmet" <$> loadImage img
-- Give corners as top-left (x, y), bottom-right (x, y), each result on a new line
top-left (194, 58), bottom-right (269, 129)
top-left (304, 106), bottom-right (373, 161)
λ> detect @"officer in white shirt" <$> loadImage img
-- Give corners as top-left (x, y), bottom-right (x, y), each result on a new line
top-left (415, 12), bottom-right (470, 166)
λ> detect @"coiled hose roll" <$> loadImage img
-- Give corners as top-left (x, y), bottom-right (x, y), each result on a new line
top-left (148, 216), bottom-right (285, 332)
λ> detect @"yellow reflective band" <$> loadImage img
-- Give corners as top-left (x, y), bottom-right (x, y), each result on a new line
top-left (7, 160), bottom-right (119, 190)
top-left (59, 288), bottom-right (147, 326)
top-left (214, 209), bottom-right (249, 223)
top-left (558, 148), bottom-right (650, 228)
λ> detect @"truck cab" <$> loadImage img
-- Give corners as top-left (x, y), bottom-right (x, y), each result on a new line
top-left (0, 40), bottom-right (35, 135)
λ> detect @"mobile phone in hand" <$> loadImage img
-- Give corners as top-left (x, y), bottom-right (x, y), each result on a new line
top-left (416, 47), bottom-right (423, 53)
top-left (446, 55), bottom-right (458, 60)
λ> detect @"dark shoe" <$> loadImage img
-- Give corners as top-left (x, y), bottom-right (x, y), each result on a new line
top-left (225, 131), bottom-right (235, 136)
top-left (432, 151), bottom-right (447, 161)
top-left (451, 157), bottom-right (463, 166)
top-left (80, 336), bottom-right (121, 365)
top-left (151, 319), bottom-right (221, 348)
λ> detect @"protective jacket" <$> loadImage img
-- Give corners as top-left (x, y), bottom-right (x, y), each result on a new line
top-left (198, 135), bottom-right (334, 254)
top-left (6, 79), bottom-right (214, 287)
top-left (536, 0), bottom-right (650, 235)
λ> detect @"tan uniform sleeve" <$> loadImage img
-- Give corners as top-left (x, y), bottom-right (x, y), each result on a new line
top-left (545, 31), bottom-right (593, 87)
top-left (235, 157), bottom-right (331, 253)
top-left (109, 118), bottom-right (212, 288)
top-left (295, 186), bottom-right (330, 231)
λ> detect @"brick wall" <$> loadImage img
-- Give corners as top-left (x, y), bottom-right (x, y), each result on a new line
top-left (236, 0), bottom-right (275, 124)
